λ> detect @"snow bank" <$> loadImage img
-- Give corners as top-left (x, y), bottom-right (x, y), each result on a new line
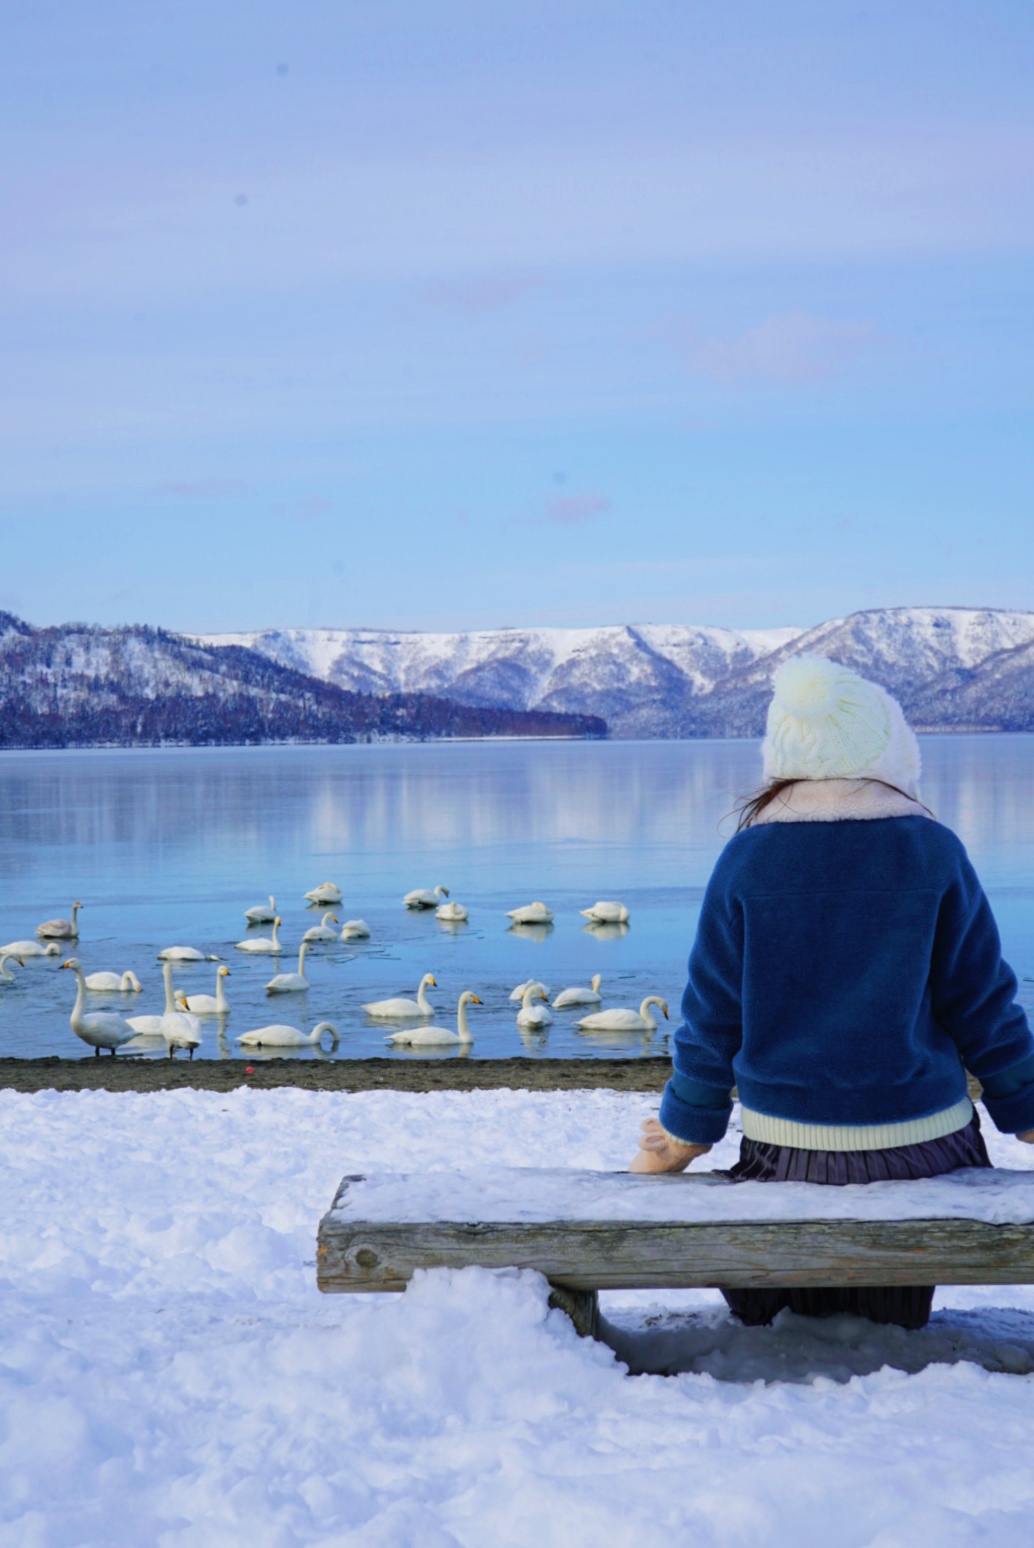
top-left (2, 1087), bottom-right (1034, 1546)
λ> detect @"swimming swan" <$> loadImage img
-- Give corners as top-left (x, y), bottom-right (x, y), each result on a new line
top-left (402, 885), bottom-right (449, 909)
top-left (509, 978), bottom-right (550, 1003)
top-left (176, 965), bottom-right (231, 1015)
top-left (2, 939), bottom-right (62, 958)
top-left (580, 900), bottom-right (630, 925)
top-left (385, 991), bottom-right (481, 1047)
top-left (37, 902), bottom-right (83, 940)
top-left (436, 900), bottom-right (468, 923)
top-left (0, 952), bottom-right (24, 983)
top-left (304, 882), bottom-right (342, 905)
top-left (507, 901), bottom-right (554, 924)
top-left (553, 974), bottom-right (602, 1008)
top-left (245, 895), bottom-right (277, 924)
top-left (238, 1020), bottom-right (339, 1050)
top-left (303, 912), bottom-right (339, 942)
top-left (340, 919), bottom-right (370, 940)
top-left (61, 958), bottom-right (136, 1055)
top-left (516, 985), bottom-right (552, 1031)
top-left (363, 973), bottom-right (437, 1019)
top-left (575, 996), bottom-right (668, 1032)
top-left (235, 917), bottom-right (282, 954)
top-left (158, 946), bottom-right (220, 961)
top-left (265, 942), bottom-right (310, 993)
top-left (84, 969), bottom-right (143, 993)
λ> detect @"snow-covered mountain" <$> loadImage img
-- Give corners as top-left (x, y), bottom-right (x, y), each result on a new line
top-left (200, 609), bottom-right (1034, 738)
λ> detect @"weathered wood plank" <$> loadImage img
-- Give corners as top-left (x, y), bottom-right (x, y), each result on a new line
top-left (316, 1215), bottom-right (1034, 1292)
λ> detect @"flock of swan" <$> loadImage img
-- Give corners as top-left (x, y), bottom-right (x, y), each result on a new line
top-left (0, 885), bottom-right (663, 1059)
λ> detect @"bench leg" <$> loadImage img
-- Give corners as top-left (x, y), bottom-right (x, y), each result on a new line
top-left (548, 1283), bottom-right (599, 1339)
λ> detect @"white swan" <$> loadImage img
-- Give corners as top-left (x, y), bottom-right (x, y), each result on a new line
top-left (553, 974), bottom-right (602, 1008)
top-left (61, 958), bottom-right (136, 1055)
top-left (304, 882), bottom-right (342, 905)
top-left (238, 1020), bottom-right (339, 1050)
top-left (507, 901), bottom-right (554, 924)
top-left (385, 991), bottom-right (480, 1047)
top-left (265, 942), bottom-right (310, 993)
top-left (303, 912), bottom-right (339, 942)
top-left (126, 959), bottom-right (182, 1035)
top-left (516, 985), bottom-right (552, 1031)
top-left (36, 902), bottom-right (82, 940)
top-left (176, 965), bottom-right (231, 1016)
top-left (509, 978), bottom-right (550, 1003)
top-left (245, 895), bottom-right (277, 924)
top-left (340, 919), bottom-right (370, 941)
top-left (235, 917), bottom-right (282, 954)
top-left (1, 939), bottom-right (62, 958)
top-left (436, 900), bottom-right (468, 923)
top-left (152, 961), bottom-right (202, 1056)
top-left (0, 952), bottom-right (24, 983)
top-left (575, 996), bottom-right (668, 1032)
top-left (158, 946), bottom-right (220, 961)
top-left (363, 973), bottom-right (437, 1019)
top-left (84, 969), bottom-right (143, 993)
top-left (402, 885), bottom-right (449, 910)
top-left (580, 900), bottom-right (630, 925)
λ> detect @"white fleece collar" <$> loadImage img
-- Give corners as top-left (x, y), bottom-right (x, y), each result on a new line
top-left (751, 778), bottom-right (930, 825)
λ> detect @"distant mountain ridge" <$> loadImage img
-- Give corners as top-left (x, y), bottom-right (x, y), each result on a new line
top-left (201, 608), bottom-right (1034, 737)
top-left (0, 614), bottom-right (606, 747)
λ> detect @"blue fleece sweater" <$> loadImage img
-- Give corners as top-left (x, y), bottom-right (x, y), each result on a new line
top-left (658, 814), bottom-right (1034, 1146)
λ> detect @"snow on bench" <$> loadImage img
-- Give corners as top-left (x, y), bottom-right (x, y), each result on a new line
top-left (316, 1167), bottom-right (1034, 1337)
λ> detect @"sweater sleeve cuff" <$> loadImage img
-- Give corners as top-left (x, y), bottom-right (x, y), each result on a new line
top-left (977, 1052), bottom-right (1034, 1134)
top-left (658, 1073), bottom-right (733, 1146)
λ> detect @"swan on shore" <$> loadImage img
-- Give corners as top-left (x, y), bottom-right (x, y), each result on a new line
top-left (265, 942), bottom-right (310, 993)
top-left (363, 973), bottom-right (436, 1019)
top-left (580, 900), bottom-right (630, 925)
top-left (158, 946), bottom-right (220, 961)
top-left (303, 912), bottom-right (339, 942)
top-left (403, 885), bottom-right (448, 910)
top-left (245, 895), bottom-right (276, 924)
top-left (575, 996), bottom-right (668, 1032)
top-left (238, 1020), bottom-right (339, 1050)
top-left (0, 952), bottom-right (24, 984)
top-left (516, 985), bottom-right (552, 1031)
top-left (176, 965), bottom-right (231, 1016)
top-left (235, 917), bottom-right (282, 954)
top-left (1, 939), bottom-right (62, 958)
top-left (305, 882), bottom-right (342, 906)
top-left (436, 900), bottom-right (468, 923)
top-left (37, 902), bottom-right (82, 940)
top-left (507, 901), bottom-right (554, 925)
top-left (340, 919), bottom-right (370, 941)
top-left (61, 958), bottom-right (136, 1055)
top-left (553, 974), bottom-right (602, 1008)
top-left (509, 978), bottom-right (550, 1003)
top-left (84, 969), bottom-right (143, 993)
top-left (154, 961), bottom-right (201, 1056)
top-left (385, 991), bottom-right (480, 1047)
top-left (126, 959), bottom-right (182, 1036)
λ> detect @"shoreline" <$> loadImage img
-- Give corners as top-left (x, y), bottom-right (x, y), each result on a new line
top-left (0, 1056), bottom-right (672, 1095)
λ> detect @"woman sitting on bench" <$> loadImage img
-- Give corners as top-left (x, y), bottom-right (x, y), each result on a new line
top-left (632, 654), bottom-right (1034, 1330)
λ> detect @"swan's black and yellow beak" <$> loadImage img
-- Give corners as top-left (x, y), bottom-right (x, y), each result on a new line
top-left (471, 995), bottom-right (482, 1005)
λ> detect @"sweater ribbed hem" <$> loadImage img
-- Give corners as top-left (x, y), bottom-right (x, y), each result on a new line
top-left (739, 1096), bottom-right (973, 1152)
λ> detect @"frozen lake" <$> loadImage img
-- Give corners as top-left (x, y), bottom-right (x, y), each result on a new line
top-left (1, 735), bottom-right (1033, 1060)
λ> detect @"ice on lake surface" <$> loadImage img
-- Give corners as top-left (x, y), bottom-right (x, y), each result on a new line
top-left (1, 734), bottom-right (1034, 1060)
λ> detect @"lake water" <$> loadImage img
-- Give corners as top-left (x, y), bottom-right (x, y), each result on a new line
top-left (1, 736), bottom-right (1033, 1060)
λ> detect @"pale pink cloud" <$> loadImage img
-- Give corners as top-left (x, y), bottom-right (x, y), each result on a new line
top-left (544, 491), bottom-right (611, 526)
top-left (669, 311), bottom-right (874, 387)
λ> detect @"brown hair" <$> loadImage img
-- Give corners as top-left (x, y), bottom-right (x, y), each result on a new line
top-left (733, 778), bottom-right (932, 833)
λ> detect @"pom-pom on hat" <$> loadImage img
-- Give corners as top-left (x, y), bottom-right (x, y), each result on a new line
top-left (762, 654), bottom-right (921, 798)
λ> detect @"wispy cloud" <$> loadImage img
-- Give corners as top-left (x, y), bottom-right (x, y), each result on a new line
top-left (668, 311), bottom-right (874, 387)
top-left (545, 491), bottom-right (611, 525)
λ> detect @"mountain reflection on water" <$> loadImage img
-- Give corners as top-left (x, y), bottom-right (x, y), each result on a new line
top-left (0, 736), bottom-right (1032, 1059)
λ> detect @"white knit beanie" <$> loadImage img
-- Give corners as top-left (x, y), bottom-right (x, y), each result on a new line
top-left (762, 654), bottom-right (921, 798)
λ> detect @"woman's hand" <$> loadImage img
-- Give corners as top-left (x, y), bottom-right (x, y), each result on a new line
top-left (629, 1117), bottom-right (712, 1173)
top-left (1017, 1129), bottom-right (1034, 1144)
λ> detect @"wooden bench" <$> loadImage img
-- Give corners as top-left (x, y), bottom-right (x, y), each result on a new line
top-left (316, 1167), bottom-right (1034, 1338)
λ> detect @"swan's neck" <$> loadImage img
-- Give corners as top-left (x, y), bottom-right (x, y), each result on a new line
top-left (71, 903), bottom-right (80, 925)
top-left (216, 972), bottom-right (228, 1012)
top-left (71, 967), bottom-right (86, 1024)
top-left (271, 919), bottom-right (280, 948)
top-left (457, 996), bottom-right (473, 1041)
top-left (163, 963), bottom-right (177, 1014)
top-left (297, 944), bottom-right (307, 974)
top-left (0, 956), bottom-right (13, 982)
top-left (417, 977), bottom-right (433, 1013)
top-left (639, 997), bottom-right (661, 1029)
top-left (521, 988), bottom-right (538, 1009)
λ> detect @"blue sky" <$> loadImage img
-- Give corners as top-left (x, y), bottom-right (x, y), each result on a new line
top-left (2, 1), bottom-right (1032, 634)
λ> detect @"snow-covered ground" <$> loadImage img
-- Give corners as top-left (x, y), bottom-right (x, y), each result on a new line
top-left (3, 1088), bottom-right (1034, 1546)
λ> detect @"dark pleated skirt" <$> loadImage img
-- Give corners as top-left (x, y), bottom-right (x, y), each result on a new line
top-left (719, 1110), bottom-right (992, 1331)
